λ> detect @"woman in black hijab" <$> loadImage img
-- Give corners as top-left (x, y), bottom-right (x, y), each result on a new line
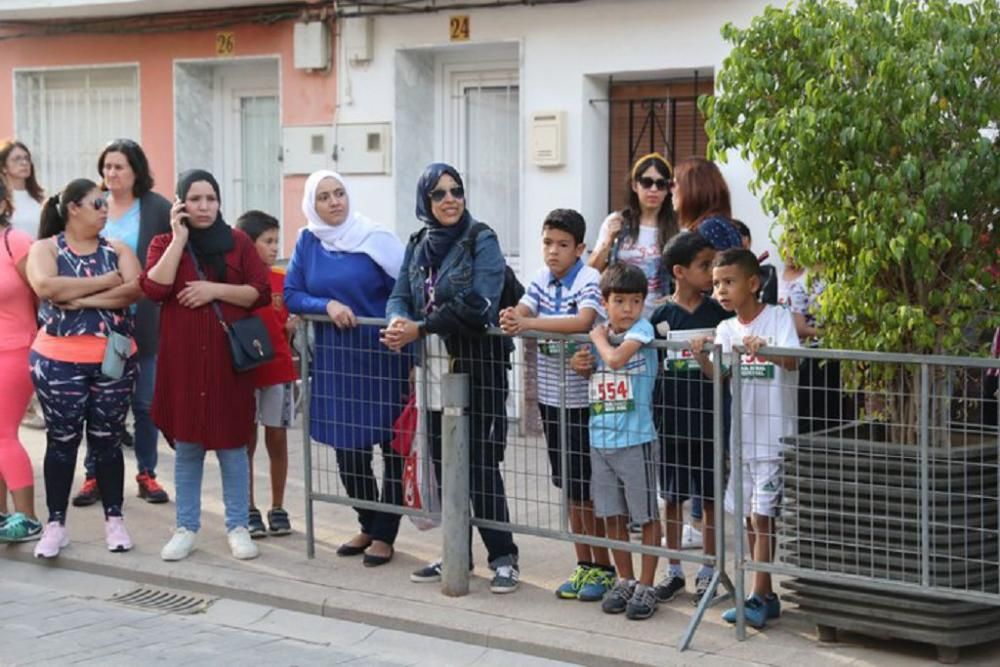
top-left (141, 169), bottom-right (270, 563)
top-left (382, 163), bottom-right (520, 594)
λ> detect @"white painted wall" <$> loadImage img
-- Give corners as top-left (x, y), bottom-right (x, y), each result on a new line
top-left (335, 0), bottom-right (777, 279)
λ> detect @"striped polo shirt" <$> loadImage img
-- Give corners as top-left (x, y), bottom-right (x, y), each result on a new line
top-left (520, 259), bottom-right (604, 408)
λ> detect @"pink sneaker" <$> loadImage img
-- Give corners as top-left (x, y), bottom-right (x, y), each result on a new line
top-left (105, 516), bottom-right (133, 553)
top-left (34, 522), bottom-right (69, 559)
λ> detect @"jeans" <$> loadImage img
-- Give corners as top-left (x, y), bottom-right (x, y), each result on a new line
top-left (335, 444), bottom-right (404, 545)
top-left (31, 351), bottom-right (136, 523)
top-left (429, 410), bottom-right (518, 567)
top-left (174, 441), bottom-right (249, 533)
top-left (85, 352), bottom-right (160, 477)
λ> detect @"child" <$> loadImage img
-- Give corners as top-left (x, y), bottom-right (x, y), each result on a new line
top-left (650, 232), bottom-right (731, 605)
top-left (235, 211), bottom-right (298, 538)
top-left (570, 263), bottom-right (662, 621)
top-left (499, 209), bottom-right (616, 601)
top-left (691, 248), bottom-right (799, 628)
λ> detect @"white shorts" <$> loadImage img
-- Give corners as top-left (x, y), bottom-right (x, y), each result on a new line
top-left (724, 458), bottom-right (782, 517)
top-left (256, 382), bottom-right (295, 428)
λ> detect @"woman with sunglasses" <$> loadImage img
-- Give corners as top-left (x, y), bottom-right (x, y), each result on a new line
top-left (284, 170), bottom-right (408, 566)
top-left (382, 162), bottom-right (520, 594)
top-left (73, 139), bottom-right (172, 509)
top-left (0, 139), bottom-right (45, 239)
top-left (25, 178), bottom-right (144, 558)
top-left (672, 157), bottom-right (743, 251)
top-left (589, 152), bottom-right (677, 317)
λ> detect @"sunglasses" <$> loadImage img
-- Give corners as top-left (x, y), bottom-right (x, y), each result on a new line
top-left (88, 196), bottom-right (107, 211)
top-left (636, 176), bottom-right (671, 191)
top-left (429, 186), bottom-right (465, 203)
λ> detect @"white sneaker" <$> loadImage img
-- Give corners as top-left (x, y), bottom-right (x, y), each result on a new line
top-left (161, 527), bottom-right (197, 561)
top-left (681, 523), bottom-right (704, 550)
top-left (227, 526), bottom-right (259, 560)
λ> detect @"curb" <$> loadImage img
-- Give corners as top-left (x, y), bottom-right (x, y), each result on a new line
top-left (0, 546), bottom-right (669, 667)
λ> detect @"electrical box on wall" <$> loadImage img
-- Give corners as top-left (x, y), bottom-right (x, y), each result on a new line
top-left (334, 123), bottom-right (390, 175)
top-left (281, 126), bottom-right (334, 175)
top-left (530, 111), bottom-right (566, 167)
top-left (342, 17), bottom-right (374, 64)
top-left (293, 21), bottom-right (330, 70)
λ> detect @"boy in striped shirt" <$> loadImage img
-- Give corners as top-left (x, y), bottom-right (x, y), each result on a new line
top-left (500, 209), bottom-right (616, 601)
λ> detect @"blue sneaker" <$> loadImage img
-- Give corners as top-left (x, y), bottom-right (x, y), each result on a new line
top-left (722, 593), bottom-right (780, 628)
top-left (0, 512), bottom-right (42, 543)
top-left (578, 567), bottom-right (615, 602)
top-left (556, 565), bottom-right (589, 599)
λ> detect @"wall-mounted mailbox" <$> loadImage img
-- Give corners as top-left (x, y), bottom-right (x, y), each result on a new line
top-left (281, 126), bottom-right (333, 175)
top-left (334, 123), bottom-right (391, 175)
top-left (530, 110), bottom-right (566, 167)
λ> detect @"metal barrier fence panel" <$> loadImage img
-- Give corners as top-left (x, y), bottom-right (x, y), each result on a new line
top-left (297, 312), bottom-right (1000, 652)
top-left (728, 343), bottom-right (1000, 644)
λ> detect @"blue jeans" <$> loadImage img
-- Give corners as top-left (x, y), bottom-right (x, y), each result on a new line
top-left (85, 352), bottom-right (160, 477)
top-left (174, 441), bottom-right (249, 533)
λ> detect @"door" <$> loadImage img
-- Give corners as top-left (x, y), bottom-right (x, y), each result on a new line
top-left (229, 91), bottom-right (281, 219)
top-left (445, 68), bottom-right (520, 266)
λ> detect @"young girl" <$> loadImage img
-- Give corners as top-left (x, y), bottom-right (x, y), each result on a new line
top-left (589, 153), bottom-right (677, 317)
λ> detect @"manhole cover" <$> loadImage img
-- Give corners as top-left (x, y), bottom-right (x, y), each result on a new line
top-left (110, 586), bottom-right (216, 615)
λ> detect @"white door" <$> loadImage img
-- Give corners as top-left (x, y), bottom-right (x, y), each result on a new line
top-left (15, 66), bottom-right (140, 191)
top-left (226, 90), bottom-right (281, 220)
top-left (445, 68), bottom-right (520, 267)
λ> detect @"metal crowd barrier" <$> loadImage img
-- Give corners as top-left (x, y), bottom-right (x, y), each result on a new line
top-left (296, 314), bottom-right (1000, 655)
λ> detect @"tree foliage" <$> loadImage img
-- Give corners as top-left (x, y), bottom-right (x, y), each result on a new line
top-left (703, 0), bottom-right (999, 358)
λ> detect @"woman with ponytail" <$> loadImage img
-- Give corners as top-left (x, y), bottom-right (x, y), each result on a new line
top-left (25, 178), bottom-right (143, 558)
top-left (589, 153), bottom-right (677, 317)
top-left (141, 170), bottom-right (270, 563)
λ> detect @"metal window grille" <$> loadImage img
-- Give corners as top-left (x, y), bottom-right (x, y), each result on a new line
top-left (15, 66), bottom-right (140, 192)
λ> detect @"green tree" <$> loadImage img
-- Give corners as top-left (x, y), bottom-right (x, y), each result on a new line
top-left (704, 0), bottom-right (999, 432)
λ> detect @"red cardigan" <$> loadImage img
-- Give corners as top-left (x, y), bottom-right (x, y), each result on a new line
top-left (140, 229), bottom-right (270, 450)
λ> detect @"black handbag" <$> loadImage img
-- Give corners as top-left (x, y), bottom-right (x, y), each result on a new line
top-left (187, 244), bottom-right (274, 373)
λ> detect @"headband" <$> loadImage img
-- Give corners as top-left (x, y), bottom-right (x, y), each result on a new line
top-left (631, 152), bottom-right (673, 180)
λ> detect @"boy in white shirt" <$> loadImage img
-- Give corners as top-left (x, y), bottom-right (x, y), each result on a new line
top-left (692, 248), bottom-right (799, 629)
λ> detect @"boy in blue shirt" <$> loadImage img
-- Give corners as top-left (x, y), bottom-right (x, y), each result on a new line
top-left (650, 232), bottom-right (731, 605)
top-left (500, 209), bottom-right (615, 601)
top-left (571, 263), bottom-right (661, 621)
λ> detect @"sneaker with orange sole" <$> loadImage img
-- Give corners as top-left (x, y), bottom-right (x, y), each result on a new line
top-left (136, 472), bottom-right (169, 504)
top-left (72, 478), bottom-right (100, 507)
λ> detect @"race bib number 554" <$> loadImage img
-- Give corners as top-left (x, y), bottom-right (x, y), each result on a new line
top-left (589, 371), bottom-right (635, 415)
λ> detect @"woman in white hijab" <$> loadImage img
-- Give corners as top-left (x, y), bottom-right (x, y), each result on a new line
top-left (284, 170), bottom-right (409, 566)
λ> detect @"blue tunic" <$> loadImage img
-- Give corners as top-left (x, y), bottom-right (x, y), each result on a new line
top-left (284, 230), bottom-right (410, 449)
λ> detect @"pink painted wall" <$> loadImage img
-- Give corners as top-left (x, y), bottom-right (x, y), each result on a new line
top-left (0, 21), bottom-right (336, 252)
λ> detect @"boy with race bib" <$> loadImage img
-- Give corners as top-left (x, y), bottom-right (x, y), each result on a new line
top-left (571, 263), bottom-right (661, 621)
top-left (691, 248), bottom-right (800, 629)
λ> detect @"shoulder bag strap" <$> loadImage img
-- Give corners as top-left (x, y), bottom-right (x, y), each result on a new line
top-left (185, 243), bottom-right (229, 332)
top-left (3, 227), bottom-right (11, 260)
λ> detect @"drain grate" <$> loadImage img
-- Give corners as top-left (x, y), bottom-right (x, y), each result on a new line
top-left (110, 586), bottom-right (216, 615)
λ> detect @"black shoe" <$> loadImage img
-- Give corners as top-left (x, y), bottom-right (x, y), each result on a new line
top-left (337, 538), bottom-right (372, 557)
top-left (267, 508), bottom-right (292, 537)
top-left (601, 580), bottom-right (635, 614)
top-left (72, 478), bottom-right (101, 507)
top-left (654, 574), bottom-right (686, 603)
top-left (363, 545), bottom-right (394, 567)
top-left (248, 507), bottom-right (267, 539)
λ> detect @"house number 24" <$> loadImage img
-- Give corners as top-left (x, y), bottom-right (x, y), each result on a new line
top-left (449, 15), bottom-right (470, 41)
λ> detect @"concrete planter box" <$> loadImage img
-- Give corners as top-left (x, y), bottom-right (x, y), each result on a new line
top-left (778, 423), bottom-right (1000, 662)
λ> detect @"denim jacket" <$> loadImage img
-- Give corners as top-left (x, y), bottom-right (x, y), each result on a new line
top-left (386, 224), bottom-right (505, 342)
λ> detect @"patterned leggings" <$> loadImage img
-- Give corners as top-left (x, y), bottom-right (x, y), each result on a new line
top-left (30, 351), bottom-right (136, 523)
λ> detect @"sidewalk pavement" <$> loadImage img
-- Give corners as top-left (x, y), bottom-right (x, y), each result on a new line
top-left (4, 425), bottom-right (1000, 666)
top-left (0, 560), bottom-right (574, 666)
